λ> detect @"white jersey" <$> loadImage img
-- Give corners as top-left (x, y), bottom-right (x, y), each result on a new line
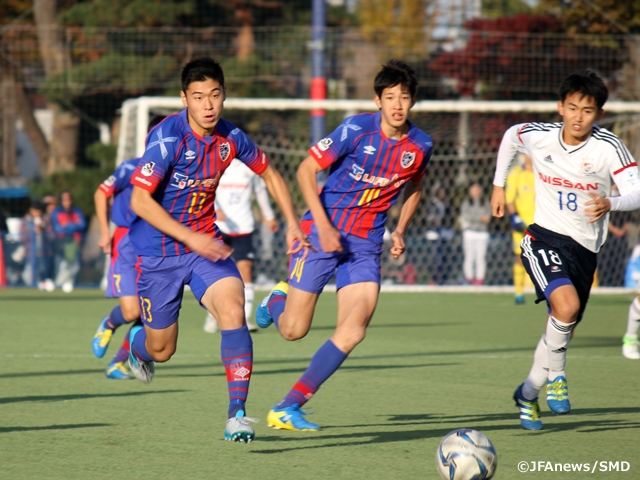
top-left (494, 122), bottom-right (640, 253)
top-left (215, 159), bottom-right (275, 235)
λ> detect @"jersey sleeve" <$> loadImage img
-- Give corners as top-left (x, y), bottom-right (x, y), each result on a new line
top-left (308, 118), bottom-right (360, 170)
top-left (493, 124), bottom-right (528, 187)
top-left (410, 142), bottom-right (432, 183)
top-left (609, 141), bottom-right (640, 211)
top-left (231, 129), bottom-right (269, 176)
top-left (131, 126), bottom-right (179, 192)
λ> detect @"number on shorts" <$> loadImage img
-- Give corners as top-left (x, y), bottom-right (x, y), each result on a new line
top-left (289, 257), bottom-right (305, 283)
top-left (538, 249), bottom-right (562, 266)
top-left (139, 297), bottom-right (153, 323)
top-left (113, 274), bottom-right (121, 293)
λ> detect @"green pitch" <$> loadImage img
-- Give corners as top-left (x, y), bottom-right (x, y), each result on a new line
top-left (1, 289), bottom-right (638, 479)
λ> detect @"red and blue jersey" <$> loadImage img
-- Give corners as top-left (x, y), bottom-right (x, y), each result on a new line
top-left (129, 110), bottom-right (268, 256)
top-left (98, 158), bottom-right (138, 228)
top-left (305, 111), bottom-right (432, 243)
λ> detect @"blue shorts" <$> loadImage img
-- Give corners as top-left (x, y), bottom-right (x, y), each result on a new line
top-left (521, 223), bottom-right (597, 323)
top-left (136, 252), bottom-right (241, 329)
top-left (288, 223), bottom-right (383, 293)
top-left (106, 228), bottom-right (138, 298)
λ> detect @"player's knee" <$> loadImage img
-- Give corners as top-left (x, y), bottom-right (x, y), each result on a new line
top-left (335, 327), bottom-right (367, 351)
top-left (121, 305), bottom-right (140, 322)
top-left (280, 323), bottom-right (308, 341)
top-left (147, 343), bottom-right (176, 362)
top-left (552, 300), bottom-right (580, 323)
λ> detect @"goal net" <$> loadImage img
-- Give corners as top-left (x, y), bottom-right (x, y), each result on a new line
top-left (117, 97), bottom-right (640, 289)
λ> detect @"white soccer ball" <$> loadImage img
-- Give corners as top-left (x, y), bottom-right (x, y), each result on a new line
top-left (435, 428), bottom-right (498, 480)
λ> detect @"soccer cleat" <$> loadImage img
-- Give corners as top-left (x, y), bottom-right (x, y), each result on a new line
top-left (224, 410), bottom-right (259, 443)
top-left (127, 326), bottom-right (154, 384)
top-left (515, 294), bottom-right (525, 305)
top-left (622, 335), bottom-right (640, 359)
top-left (246, 321), bottom-right (258, 332)
top-left (255, 281), bottom-right (289, 329)
top-left (105, 361), bottom-right (133, 380)
top-left (92, 316), bottom-right (113, 359)
top-left (267, 404), bottom-right (321, 431)
top-left (546, 376), bottom-right (570, 414)
top-left (513, 384), bottom-right (543, 430)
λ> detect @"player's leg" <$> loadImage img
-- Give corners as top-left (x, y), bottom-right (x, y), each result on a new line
top-left (622, 295), bottom-right (640, 359)
top-left (236, 259), bottom-right (258, 331)
top-left (512, 232), bottom-right (526, 304)
top-left (462, 230), bottom-right (474, 283)
top-left (196, 258), bottom-right (258, 442)
top-left (104, 295), bottom-right (141, 379)
top-left (93, 233), bottom-right (140, 359)
top-left (475, 231), bottom-right (489, 285)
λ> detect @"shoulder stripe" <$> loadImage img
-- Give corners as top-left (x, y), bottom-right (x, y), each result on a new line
top-left (591, 128), bottom-right (634, 167)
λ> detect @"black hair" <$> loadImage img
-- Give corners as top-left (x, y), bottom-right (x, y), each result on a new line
top-left (181, 56), bottom-right (225, 93)
top-left (374, 59), bottom-right (418, 98)
top-left (559, 70), bottom-right (608, 110)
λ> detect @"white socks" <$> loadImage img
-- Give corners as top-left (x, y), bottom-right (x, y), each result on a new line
top-left (244, 283), bottom-right (255, 321)
top-left (625, 297), bottom-right (640, 338)
top-left (545, 315), bottom-right (576, 380)
top-left (522, 334), bottom-right (548, 400)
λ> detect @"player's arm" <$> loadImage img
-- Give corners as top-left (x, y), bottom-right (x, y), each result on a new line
top-left (253, 176), bottom-right (278, 233)
top-left (259, 164), bottom-right (309, 254)
top-left (492, 125), bottom-right (523, 218)
top-left (587, 151), bottom-right (640, 222)
top-left (297, 155), bottom-right (343, 253)
top-left (93, 187), bottom-right (111, 254)
top-left (390, 179), bottom-right (422, 259)
top-left (130, 186), bottom-right (231, 261)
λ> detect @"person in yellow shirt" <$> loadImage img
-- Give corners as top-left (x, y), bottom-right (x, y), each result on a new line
top-left (505, 153), bottom-right (535, 304)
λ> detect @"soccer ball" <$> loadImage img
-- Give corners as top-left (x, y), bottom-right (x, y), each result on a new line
top-left (435, 428), bottom-right (497, 480)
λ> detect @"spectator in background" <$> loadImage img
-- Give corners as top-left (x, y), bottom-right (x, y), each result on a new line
top-left (39, 195), bottom-right (57, 291)
top-left (459, 181), bottom-right (492, 285)
top-left (51, 190), bottom-right (86, 293)
top-left (425, 185), bottom-right (454, 284)
top-left (19, 200), bottom-right (47, 288)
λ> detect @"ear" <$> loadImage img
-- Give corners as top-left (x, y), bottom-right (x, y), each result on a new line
top-left (374, 95), bottom-right (382, 110)
top-left (222, 86), bottom-right (227, 102)
top-left (557, 100), bottom-right (564, 117)
top-left (180, 90), bottom-right (188, 108)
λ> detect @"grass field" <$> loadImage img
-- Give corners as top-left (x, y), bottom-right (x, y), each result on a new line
top-left (1, 288), bottom-right (638, 479)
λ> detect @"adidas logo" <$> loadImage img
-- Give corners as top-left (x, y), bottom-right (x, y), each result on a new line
top-left (543, 155), bottom-right (553, 163)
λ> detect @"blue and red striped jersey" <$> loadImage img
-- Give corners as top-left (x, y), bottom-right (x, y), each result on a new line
top-left (98, 158), bottom-right (138, 228)
top-left (129, 110), bottom-right (269, 256)
top-left (305, 111), bottom-right (432, 243)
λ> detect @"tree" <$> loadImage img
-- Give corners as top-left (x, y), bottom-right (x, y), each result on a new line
top-left (429, 14), bottom-right (624, 100)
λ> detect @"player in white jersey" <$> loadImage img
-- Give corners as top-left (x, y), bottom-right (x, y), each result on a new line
top-left (491, 71), bottom-right (640, 430)
top-left (203, 158), bottom-right (279, 333)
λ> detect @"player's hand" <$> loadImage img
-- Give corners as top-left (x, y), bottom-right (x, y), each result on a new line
top-left (490, 186), bottom-right (506, 218)
top-left (509, 214), bottom-right (526, 233)
top-left (97, 233), bottom-right (111, 254)
top-left (389, 230), bottom-right (406, 259)
top-left (264, 218), bottom-right (279, 233)
top-left (585, 192), bottom-right (611, 223)
top-left (184, 232), bottom-right (233, 261)
top-left (317, 225), bottom-right (343, 253)
top-left (285, 224), bottom-right (311, 256)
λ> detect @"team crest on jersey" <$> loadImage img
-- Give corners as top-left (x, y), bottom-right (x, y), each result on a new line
top-left (318, 138), bottom-right (333, 151)
top-left (185, 150), bottom-right (196, 160)
top-left (401, 151), bottom-right (416, 168)
top-left (104, 175), bottom-right (116, 187)
top-left (580, 160), bottom-right (596, 176)
top-left (141, 162), bottom-right (155, 177)
top-left (220, 142), bottom-right (231, 162)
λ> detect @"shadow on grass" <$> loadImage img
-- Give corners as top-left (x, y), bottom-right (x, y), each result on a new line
top-left (251, 408), bottom-right (640, 453)
top-left (0, 423), bottom-right (111, 433)
top-left (0, 390), bottom-right (188, 405)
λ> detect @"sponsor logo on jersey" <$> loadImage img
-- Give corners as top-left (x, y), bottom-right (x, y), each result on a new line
top-left (220, 142), bottom-right (231, 162)
top-left (349, 164), bottom-right (405, 188)
top-left (318, 138), bottom-right (333, 151)
top-left (141, 161), bottom-right (155, 177)
top-left (538, 172), bottom-right (598, 191)
top-left (146, 128), bottom-right (178, 159)
top-left (171, 172), bottom-right (188, 189)
top-left (580, 160), bottom-right (596, 176)
top-left (185, 150), bottom-right (196, 160)
top-left (364, 145), bottom-right (376, 155)
top-left (543, 155), bottom-right (554, 163)
top-left (174, 172), bottom-right (222, 190)
top-left (133, 176), bottom-right (152, 187)
top-left (401, 151), bottom-right (416, 168)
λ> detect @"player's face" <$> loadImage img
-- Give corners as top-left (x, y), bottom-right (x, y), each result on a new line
top-left (374, 84), bottom-right (415, 137)
top-left (181, 78), bottom-right (226, 137)
top-left (557, 92), bottom-right (603, 145)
